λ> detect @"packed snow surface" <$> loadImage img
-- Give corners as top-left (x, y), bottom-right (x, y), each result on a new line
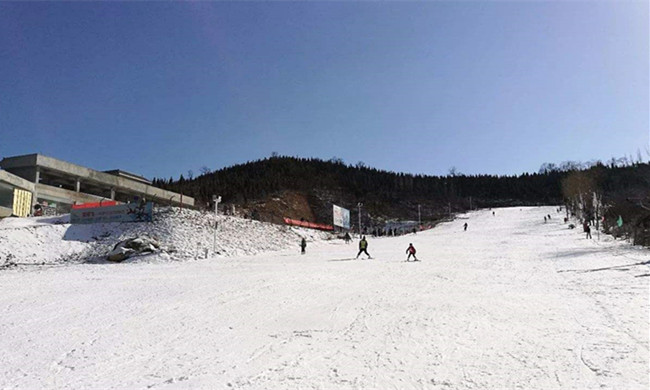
top-left (0, 206), bottom-right (648, 389)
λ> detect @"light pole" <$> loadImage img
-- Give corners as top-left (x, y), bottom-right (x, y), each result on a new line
top-left (357, 202), bottom-right (363, 237)
top-left (213, 195), bottom-right (221, 254)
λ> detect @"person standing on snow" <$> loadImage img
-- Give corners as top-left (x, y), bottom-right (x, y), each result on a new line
top-left (463, 222), bottom-right (468, 231)
top-left (300, 238), bottom-right (307, 254)
top-left (585, 225), bottom-right (592, 239)
top-left (406, 243), bottom-right (417, 261)
top-left (356, 236), bottom-right (371, 259)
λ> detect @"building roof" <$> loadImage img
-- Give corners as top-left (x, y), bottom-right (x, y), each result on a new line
top-left (103, 170), bottom-right (152, 185)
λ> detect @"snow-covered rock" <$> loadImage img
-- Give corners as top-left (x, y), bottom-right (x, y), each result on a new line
top-left (106, 246), bottom-right (135, 262)
top-left (106, 236), bottom-right (161, 262)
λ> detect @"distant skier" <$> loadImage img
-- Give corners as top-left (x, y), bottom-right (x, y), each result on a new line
top-left (356, 236), bottom-right (371, 259)
top-left (406, 243), bottom-right (418, 261)
top-left (300, 238), bottom-right (307, 254)
top-left (463, 222), bottom-right (468, 231)
top-left (585, 225), bottom-right (592, 239)
top-left (344, 232), bottom-right (351, 244)
top-left (492, 211), bottom-right (495, 216)
top-left (544, 216), bottom-right (547, 223)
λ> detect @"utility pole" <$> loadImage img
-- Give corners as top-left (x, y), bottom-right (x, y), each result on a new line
top-left (357, 202), bottom-right (363, 237)
top-left (213, 195), bottom-right (221, 254)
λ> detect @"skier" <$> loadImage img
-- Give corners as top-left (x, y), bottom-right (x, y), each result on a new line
top-left (585, 225), bottom-right (592, 239)
top-left (343, 232), bottom-right (351, 244)
top-left (406, 243), bottom-right (417, 261)
top-left (463, 222), bottom-right (468, 231)
top-left (300, 238), bottom-right (307, 254)
top-left (356, 236), bottom-right (371, 259)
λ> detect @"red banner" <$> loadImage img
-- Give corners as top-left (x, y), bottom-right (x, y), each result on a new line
top-left (72, 201), bottom-right (118, 209)
top-left (283, 218), bottom-right (333, 231)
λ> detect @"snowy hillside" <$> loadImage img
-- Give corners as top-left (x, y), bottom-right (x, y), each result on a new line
top-left (0, 206), bottom-right (648, 389)
top-left (0, 207), bottom-right (331, 267)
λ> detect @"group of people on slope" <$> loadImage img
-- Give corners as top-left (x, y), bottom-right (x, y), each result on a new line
top-left (355, 236), bottom-right (418, 261)
top-left (301, 235), bottom-right (419, 262)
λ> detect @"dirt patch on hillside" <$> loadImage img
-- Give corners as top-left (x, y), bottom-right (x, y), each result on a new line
top-left (240, 191), bottom-right (316, 225)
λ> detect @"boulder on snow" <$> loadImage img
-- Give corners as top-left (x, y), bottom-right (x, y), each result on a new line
top-left (107, 236), bottom-right (161, 262)
top-left (123, 237), bottom-right (160, 252)
top-left (107, 247), bottom-right (135, 262)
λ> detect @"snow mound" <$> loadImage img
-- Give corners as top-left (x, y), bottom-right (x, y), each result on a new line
top-left (0, 207), bottom-right (332, 267)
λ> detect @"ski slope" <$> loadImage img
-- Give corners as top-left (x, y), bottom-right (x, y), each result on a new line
top-left (0, 206), bottom-right (648, 389)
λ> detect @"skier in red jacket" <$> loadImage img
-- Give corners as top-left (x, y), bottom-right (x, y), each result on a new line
top-left (406, 243), bottom-right (418, 262)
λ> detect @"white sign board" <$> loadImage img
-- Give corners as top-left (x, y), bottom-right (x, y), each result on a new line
top-left (332, 204), bottom-right (350, 229)
top-left (70, 202), bottom-right (153, 224)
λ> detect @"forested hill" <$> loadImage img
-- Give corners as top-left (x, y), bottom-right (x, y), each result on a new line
top-left (152, 156), bottom-right (565, 223)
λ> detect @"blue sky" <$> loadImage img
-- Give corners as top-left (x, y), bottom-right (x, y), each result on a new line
top-left (1, 1), bottom-right (647, 180)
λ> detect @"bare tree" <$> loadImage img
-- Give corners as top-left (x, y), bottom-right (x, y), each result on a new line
top-left (562, 170), bottom-right (599, 221)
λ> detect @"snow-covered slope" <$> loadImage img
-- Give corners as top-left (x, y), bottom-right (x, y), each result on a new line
top-left (0, 207), bottom-right (331, 266)
top-left (0, 206), bottom-right (648, 389)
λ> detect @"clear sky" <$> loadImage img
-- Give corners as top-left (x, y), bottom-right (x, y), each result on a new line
top-left (1, 1), bottom-right (647, 180)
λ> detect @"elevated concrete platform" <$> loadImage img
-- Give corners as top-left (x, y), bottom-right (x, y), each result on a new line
top-left (0, 170), bottom-right (35, 216)
top-left (0, 154), bottom-right (194, 210)
top-left (0, 169), bottom-right (35, 192)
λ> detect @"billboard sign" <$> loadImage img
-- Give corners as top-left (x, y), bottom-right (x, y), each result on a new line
top-left (71, 202), bottom-right (153, 224)
top-left (332, 204), bottom-right (350, 229)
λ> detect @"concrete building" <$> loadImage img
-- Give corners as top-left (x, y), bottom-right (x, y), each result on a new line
top-left (0, 153), bottom-right (194, 216)
top-left (0, 170), bottom-right (34, 217)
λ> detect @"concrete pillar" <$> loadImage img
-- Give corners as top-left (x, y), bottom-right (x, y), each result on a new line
top-left (31, 168), bottom-right (40, 211)
top-left (110, 188), bottom-right (115, 200)
top-left (75, 178), bottom-right (81, 192)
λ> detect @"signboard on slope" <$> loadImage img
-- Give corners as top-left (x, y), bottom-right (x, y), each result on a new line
top-left (332, 204), bottom-right (350, 229)
top-left (70, 202), bottom-right (153, 224)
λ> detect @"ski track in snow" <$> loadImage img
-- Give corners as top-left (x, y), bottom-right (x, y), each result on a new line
top-left (0, 206), bottom-right (648, 389)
